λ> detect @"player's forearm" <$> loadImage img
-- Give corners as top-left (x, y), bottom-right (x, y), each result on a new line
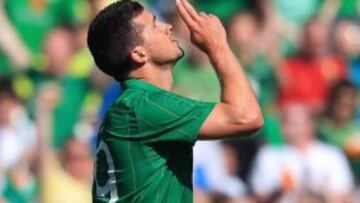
top-left (176, 0), bottom-right (263, 138)
top-left (209, 44), bottom-right (263, 125)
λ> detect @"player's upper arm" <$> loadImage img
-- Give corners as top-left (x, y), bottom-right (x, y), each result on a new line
top-left (199, 103), bottom-right (263, 140)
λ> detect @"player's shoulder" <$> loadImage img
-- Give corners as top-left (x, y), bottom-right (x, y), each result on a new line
top-left (108, 81), bottom-right (214, 120)
top-left (148, 89), bottom-right (200, 106)
top-left (105, 87), bottom-right (141, 113)
top-left (121, 79), bottom-right (208, 108)
top-left (144, 89), bottom-right (216, 120)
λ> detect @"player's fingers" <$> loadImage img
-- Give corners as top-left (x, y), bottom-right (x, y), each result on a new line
top-left (181, 0), bottom-right (202, 22)
top-left (199, 12), bottom-right (207, 18)
top-left (208, 14), bottom-right (219, 20)
top-left (176, 0), bottom-right (198, 30)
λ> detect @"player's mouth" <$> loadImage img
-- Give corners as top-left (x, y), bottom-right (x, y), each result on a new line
top-left (171, 38), bottom-right (180, 46)
top-left (170, 35), bottom-right (178, 43)
top-left (172, 39), bottom-right (180, 47)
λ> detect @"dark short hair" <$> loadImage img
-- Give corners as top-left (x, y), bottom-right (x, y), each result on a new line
top-left (87, 0), bottom-right (144, 81)
top-left (326, 80), bottom-right (357, 117)
top-left (0, 77), bottom-right (16, 100)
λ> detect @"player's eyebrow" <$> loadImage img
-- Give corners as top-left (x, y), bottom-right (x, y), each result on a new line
top-left (153, 15), bottom-right (156, 26)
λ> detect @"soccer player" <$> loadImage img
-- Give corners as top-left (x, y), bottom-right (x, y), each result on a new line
top-left (87, 0), bottom-right (263, 202)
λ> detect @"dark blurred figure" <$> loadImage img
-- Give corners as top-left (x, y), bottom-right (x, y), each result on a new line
top-left (251, 103), bottom-right (354, 203)
top-left (318, 81), bottom-right (360, 182)
top-left (278, 18), bottom-right (347, 112)
top-left (333, 19), bottom-right (360, 88)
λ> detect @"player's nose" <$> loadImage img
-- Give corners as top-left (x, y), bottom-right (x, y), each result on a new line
top-left (165, 23), bottom-right (173, 35)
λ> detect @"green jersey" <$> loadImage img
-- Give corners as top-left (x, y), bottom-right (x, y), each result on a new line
top-left (93, 79), bottom-right (215, 203)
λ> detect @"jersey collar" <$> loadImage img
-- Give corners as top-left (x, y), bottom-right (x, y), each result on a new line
top-left (123, 79), bottom-right (163, 92)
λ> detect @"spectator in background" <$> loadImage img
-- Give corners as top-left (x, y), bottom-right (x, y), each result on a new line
top-left (34, 83), bottom-right (93, 203)
top-left (193, 141), bottom-right (251, 203)
top-left (228, 12), bottom-right (258, 73)
top-left (172, 16), bottom-right (257, 202)
top-left (271, 0), bottom-right (323, 28)
top-left (278, 17), bottom-right (347, 112)
top-left (173, 35), bottom-right (248, 202)
top-left (318, 81), bottom-right (360, 183)
top-left (0, 1), bottom-right (31, 73)
top-left (0, 80), bottom-right (37, 175)
top-left (22, 27), bottom-right (91, 149)
top-left (251, 103), bottom-right (354, 203)
top-left (69, 21), bottom-right (112, 149)
top-left (333, 19), bottom-right (360, 88)
top-left (0, 79), bottom-right (38, 203)
top-left (0, 0), bottom-right (90, 74)
top-left (0, 0), bottom-right (360, 202)
top-left (39, 138), bottom-right (93, 203)
top-left (228, 12), bottom-right (278, 111)
top-left (228, 12), bottom-right (284, 146)
top-left (1, 163), bottom-right (38, 203)
top-left (253, 0), bottom-right (298, 51)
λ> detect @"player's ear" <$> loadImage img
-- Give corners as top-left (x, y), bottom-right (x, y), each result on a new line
top-left (130, 46), bottom-right (148, 64)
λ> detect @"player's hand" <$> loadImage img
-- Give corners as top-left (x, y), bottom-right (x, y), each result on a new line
top-left (176, 0), bottom-right (228, 55)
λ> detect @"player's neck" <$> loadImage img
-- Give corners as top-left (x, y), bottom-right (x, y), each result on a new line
top-left (129, 63), bottom-right (174, 91)
top-left (142, 71), bottom-right (173, 91)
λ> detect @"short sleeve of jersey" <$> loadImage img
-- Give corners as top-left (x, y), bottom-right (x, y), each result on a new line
top-left (104, 89), bottom-right (216, 144)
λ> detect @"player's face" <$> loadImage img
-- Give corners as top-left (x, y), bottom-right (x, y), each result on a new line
top-left (133, 10), bottom-right (184, 66)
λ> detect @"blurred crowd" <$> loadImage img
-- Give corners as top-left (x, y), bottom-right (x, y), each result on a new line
top-left (1, 0), bottom-right (360, 202)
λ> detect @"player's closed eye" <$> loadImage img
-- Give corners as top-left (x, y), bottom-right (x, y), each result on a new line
top-left (153, 15), bottom-right (157, 28)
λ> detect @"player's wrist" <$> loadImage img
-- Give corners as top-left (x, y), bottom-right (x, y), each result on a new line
top-left (207, 43), bottom-right (231, 60)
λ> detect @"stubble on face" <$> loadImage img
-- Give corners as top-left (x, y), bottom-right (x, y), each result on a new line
top-left (133, 10), bottom-right (185, 67)
top-left (171, 40), bottom-right (185, 65)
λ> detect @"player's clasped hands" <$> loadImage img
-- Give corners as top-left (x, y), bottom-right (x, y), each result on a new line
top-left (175, 0), bottom-right (228, 55)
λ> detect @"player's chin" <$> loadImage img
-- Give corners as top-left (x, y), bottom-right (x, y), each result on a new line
top-left (171, 44), bottom-right (183, 58)
top-left (168, 48), bottom-right (184, 65)
top-left (177, 47), bottom-right (185, 59)
top-left (174, 42), bottom-right (184, 56)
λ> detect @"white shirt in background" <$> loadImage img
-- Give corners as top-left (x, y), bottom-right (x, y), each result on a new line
top-left (251, 142), bottom-right (354, 197)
